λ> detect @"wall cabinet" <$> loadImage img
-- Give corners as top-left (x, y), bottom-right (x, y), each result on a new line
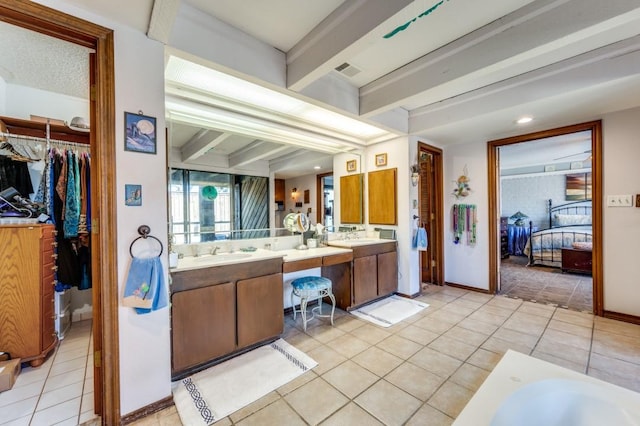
top-left (368, 168), bottom-right (397, 225)
top-left (275, 179), bottom-right (285, 203)
top-left (170, 258), bottom-right (283, 378)
top-left (0, 224), bottom-right (57, 367)
top-left (340, 174), bottom-right (363, 224)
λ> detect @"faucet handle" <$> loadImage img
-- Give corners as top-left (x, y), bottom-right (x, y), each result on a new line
top-left (211, 246), bottom-right (220, 255)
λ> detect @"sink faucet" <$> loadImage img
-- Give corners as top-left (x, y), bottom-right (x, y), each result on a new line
top-left (211, 246), bottom-right (221, 255)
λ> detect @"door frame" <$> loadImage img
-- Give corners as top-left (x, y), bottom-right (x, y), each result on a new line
top-left (487, 121), bottom-right (603, 315)
top-left (417, 142), bottom-right (444, 286)
top-left (316, 171), bottom-right (333, 226)
top-left (0, 1), bottom-right (120, 422)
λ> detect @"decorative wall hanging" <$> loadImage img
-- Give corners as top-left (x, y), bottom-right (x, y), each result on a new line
top-left (452, 165), bottom-right (472, 199)
top-left (375, 153), bottom-right (387, 167)
top-left (125, 184), bottom-right (142, 206)
top-left (125, 111), bottom-right (157, 154)
top-left (452, 204), bottom-right (477, 245)
top-left (565, 172), bottom-right (592, 201)
top-left (346, 159), bottom-right (357, 172)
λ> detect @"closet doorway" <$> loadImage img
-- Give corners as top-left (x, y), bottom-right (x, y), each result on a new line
top-left (0, 1), bottom-right (119, 422)
top-left (418, 142), bottom-right (444, 287)
top-left (316, 172), bottom-right (334, 227)
top-left (487, 121), bottom-right (603, 315)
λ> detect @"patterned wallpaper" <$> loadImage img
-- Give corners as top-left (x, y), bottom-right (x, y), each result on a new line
top-left (501, 174), bottom-right (566, 229)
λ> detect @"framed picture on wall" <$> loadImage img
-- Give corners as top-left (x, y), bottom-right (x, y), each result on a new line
top-left (346, 159), bottom-right (357, 172)
top-left (125, 184), bottom-right (142, 206)
top-left (565, 172), bottom-right (592, 201)
top-left (375, 153), bottom-right (387, 167)
top-left (124, 111), bottom-right (157, 154)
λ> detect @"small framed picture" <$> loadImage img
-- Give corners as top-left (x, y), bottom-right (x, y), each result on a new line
top-left (125, 184), bottom-right (142, 206)
top-left (375, 153), bottom-right (387, 167)
top-left (346, 159), bottom-right (357, 172)
top-left (125, 111), bottom-right (157, 154)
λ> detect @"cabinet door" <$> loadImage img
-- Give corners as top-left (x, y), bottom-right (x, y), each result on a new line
top-left (377, 251), bottom-right (398, 296)
top-left (171, 282), bottom-right (236, 373)
top-left (237, 273), bottom-right (284, 348)
top-left (353, 255), bottom-right (378, 305)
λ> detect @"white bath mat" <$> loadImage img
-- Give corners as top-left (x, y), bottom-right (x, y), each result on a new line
top-left (351, 295), bottom-right (429, 327)
top-left (173, 339), bottom-right (317, 425)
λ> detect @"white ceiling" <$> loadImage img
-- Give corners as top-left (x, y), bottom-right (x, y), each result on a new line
top-left (2, 0), bottom-right (640, 178)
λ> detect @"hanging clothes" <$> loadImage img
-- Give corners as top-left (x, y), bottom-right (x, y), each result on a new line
top-left (0, 156), bottom-right (34, 197)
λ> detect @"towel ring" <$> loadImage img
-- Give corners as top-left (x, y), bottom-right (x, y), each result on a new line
top-left (129, 225), bottom-right (163, 258)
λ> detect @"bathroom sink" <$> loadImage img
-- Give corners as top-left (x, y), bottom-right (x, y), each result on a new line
top-left (192, 253), bottom-right (252, 263)
top-left (328, 239), bottom-right (387, 247)
top-left (491, 378), bottom-right (637, 426)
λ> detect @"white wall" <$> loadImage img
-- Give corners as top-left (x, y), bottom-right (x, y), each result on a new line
top-left (35, 0), bottom-right (172, 415)
top-left (602, 106), bottom-right (640, 316)
top-left (284, 173), bottom-right (317, 223)
top-left (501, 174), bottom-right (566, 229)
top-left (0, 76), bottom-right (6, 115)
top-left (4, 84), bottom-right (89, 124)
top-left (443, 141), bottom-right (490, 290)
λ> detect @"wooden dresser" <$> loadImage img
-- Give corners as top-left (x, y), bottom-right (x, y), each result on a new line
top-left (0, 224), bottom-right (58, 367)
top-left (500, 217), bottom-right (509, 259)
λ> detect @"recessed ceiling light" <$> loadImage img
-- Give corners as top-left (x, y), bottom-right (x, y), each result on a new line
top-left (314, 165), bottom-right (321, 170)
top-left (516, 116), bottom-right (533, 124)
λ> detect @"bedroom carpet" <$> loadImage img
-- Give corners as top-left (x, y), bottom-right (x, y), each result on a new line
top-left (499, 256), bottom-right (592, 312)
top-left (172, 339), bottom-right (317, 425)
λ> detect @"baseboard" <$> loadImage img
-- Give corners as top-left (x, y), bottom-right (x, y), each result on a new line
top-left (395, 291), bottom-right (421, 299)
top-left (444, 281), bottom-right (491, 294)
top-left (603, 310), bottom-right (640, 325)
top-left (121, 396), bottom-right (174, 425)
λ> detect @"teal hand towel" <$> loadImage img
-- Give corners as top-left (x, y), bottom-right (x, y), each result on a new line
top-left (122, 257), bottom-right (167, 314)
top-left (417, 227), bottom-right (428, 251)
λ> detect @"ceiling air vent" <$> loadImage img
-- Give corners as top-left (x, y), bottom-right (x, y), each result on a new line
top-left (335, 62), bottom-right (361, 78)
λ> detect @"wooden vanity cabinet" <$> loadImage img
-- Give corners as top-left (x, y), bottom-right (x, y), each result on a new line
top-left (0, 224), bottom-right (58, 367)
top-left (237, 273), bottom-right (284, 348)
top-left (344, 241), bottom-right (398, 310)
top-left (170, 258), bottom-right (283, 378)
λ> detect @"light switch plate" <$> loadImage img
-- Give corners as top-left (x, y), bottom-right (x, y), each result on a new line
top-left (607, 195), bottom-right (633, 207)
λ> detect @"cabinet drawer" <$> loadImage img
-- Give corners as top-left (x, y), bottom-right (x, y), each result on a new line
top-left (283, 257), bottom-right (322, 273)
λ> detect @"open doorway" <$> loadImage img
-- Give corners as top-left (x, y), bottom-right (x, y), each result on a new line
top-left (316, 172), bottom-right (334, 227)
top-left (487, 121), bottom-right (603, 315)
top-left (0, 2), bottom-right (118, 422)
top-left (418, 142), bottom-right (444, 287)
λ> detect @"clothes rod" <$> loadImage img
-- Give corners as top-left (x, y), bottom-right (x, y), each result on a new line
top-left (0, 131), bottom-right (89, 148)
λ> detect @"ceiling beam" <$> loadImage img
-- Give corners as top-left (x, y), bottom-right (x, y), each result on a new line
top-left (269, 149), bottom-right (330, 172)
top-left (286, 0), bottom-right (412, 91)
top-left (147, 0), bottom-right (181, 44)
top-left (409, 35), bottom-right (640, 135)
top-left (180, 129), bottom-right (230, 162)
top-left (228, 141), bottom-right (291, 168)
top-left (360, 0), bottom-right (640, 116)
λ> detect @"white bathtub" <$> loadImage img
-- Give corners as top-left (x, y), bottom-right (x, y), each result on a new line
top-left (454, 350), bottom-right (640, 426)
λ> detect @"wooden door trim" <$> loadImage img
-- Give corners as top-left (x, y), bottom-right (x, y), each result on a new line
top-left (0, 0), bottom-right (120, 422)
top-left (487, 121), bottom-right (603, 315)
top-left (316, 172), bottom-right (332, 226)
top-left (417, 142), bottom-right (444, 286)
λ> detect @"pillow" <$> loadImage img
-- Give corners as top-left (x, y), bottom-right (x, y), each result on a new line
top-left (554, 213), bottom-right (591, 226)
top-left (572, 241), bottom-right (592, 251)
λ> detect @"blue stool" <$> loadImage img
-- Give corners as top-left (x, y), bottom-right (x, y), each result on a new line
top-left (291, 276), bottom-right (336, 331)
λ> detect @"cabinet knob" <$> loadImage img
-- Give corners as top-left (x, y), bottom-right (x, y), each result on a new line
top-left (51, 265), bottom-right (58, 272)
top-left (52, 242), bottom-right (58, 248)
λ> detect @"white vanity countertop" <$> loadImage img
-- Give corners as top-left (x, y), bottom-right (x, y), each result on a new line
top-left (280, 246), bottom-right (352, 262)
top-left (327, 238), bottom-right (396, 248)
top-left (171, 246), bottom-right (353, 271)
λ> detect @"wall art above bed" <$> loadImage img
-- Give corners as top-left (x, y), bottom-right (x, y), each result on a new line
top-left (565, 172), bottom-right (591, 201)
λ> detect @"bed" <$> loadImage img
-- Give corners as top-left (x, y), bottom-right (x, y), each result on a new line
top-left (524, 200), bottom-right (592, 269)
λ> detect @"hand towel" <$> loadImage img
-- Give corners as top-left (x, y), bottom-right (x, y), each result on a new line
top-left (122, 256), bottom-right (167, 314)
top-left (416, 227), bottom-right (428, 251)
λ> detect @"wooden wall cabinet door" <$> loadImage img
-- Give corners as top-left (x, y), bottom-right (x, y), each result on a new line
top-left (237, 273), bottom-right (284, 348)
top-left (377, 250), bottom-right (398, 296)
top-left (368, 168), bottom-right (397, 225)
top-left (275, 179), bottom-right (285, 203)
top-left (340, 174), bottom-right (363, 224)
top-left (171, 282), bottom-right (236, 373)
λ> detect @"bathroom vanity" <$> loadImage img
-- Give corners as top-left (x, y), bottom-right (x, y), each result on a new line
top-left (170, 254), bottom-right (284, 379)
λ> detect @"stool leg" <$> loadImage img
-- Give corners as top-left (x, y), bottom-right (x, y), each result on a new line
top-left (291, 290), bottom-right (297, 321)
top-left (328, 292), bottom-right (336, 326)
top-left (301, 296), bottom-right (308, 331)
top-left (317, 293), bottom-right (323, 315)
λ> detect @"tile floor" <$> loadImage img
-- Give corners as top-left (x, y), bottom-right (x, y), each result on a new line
top-left (0, 320), bottom-right (96, 426)
top-left (132, 285), bottom-right (640, 425)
